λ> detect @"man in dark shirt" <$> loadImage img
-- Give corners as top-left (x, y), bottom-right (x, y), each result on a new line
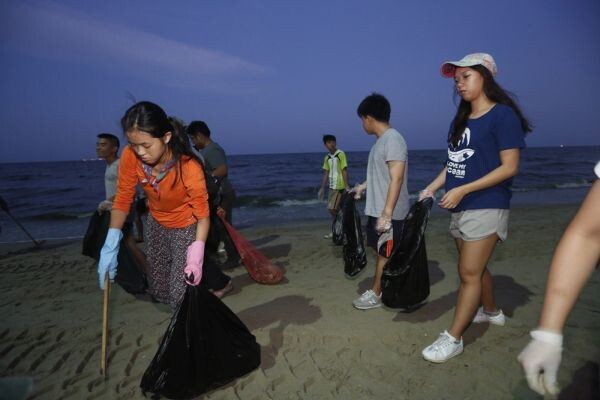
top-left (187, 121), bottom-right (240, 269)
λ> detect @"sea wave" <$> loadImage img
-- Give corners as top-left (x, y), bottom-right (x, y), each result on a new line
top-left (275, 199), bottom-right (322, 207)
top-left (512, 181), bottom-right (593, 192)
top-left (5, 175), bottom-right (35, 182)
top-left (235, 195), bottom-right (280, 208)
top-left (553, 181), bottom-right (593, 189)
top-left (237, 182), bottom-right (593, 208)
top-left (30, 211), bottom-right (94, 221)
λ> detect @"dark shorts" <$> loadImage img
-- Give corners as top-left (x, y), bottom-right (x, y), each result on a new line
top-left (366, 216), bottom-right (404, 258)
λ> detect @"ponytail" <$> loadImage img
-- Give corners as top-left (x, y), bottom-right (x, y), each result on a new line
top-left (167, 116), bottom-right (207, 188)
top-left (167, 116), bottom-right (196, 161)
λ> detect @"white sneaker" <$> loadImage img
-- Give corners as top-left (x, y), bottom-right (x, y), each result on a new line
top-left (422, 331), bottom-right (464, 363)
top-left (472, 307), bottom-right (506, 326)
top-left (323, 232), bottom-right (333, 239)
top-left (352, 290), bottom-right (382, 310)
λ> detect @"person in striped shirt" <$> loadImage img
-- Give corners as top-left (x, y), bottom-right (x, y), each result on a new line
top-left (318, 134), bottom-right (350, 239)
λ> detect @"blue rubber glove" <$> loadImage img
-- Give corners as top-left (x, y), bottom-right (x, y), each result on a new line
top-left (98, 228), bottom-right (122, 289)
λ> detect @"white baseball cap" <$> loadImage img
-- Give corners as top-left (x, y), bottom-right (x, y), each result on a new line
top-left (440, 53), bottom-right (498, 78)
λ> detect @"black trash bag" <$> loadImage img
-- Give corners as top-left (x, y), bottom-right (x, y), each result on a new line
top-left (140, 285), bottom-right (261, 399)
top-left (341, 194), bottom-right (367, 277)
top-left (205, 212), bottom-right (222, 256)
top-left (82, 210), bottom-right (109, 261)
top-left (381, 198), bottom-right (433, 310)
top-left (331, 192), bottom-right (348, 246)
top-left (82, 210), bottom-right (148, 294)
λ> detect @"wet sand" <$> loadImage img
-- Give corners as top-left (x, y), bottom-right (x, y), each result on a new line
top-left (1, 203), bottom-right (599, 399)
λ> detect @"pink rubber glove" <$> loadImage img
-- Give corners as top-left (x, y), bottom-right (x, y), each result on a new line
top-left (184, 240), bottom-right (205, 286)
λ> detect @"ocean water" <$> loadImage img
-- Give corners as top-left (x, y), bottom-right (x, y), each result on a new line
top-left (1, 146), bottom-right (598, 243)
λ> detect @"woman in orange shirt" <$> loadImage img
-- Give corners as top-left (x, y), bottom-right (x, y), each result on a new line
top-left (97, 101), bottom-right (231, 309)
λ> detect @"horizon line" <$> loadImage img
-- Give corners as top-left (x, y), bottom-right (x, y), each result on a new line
top-left (1, 144), bottom-right (598, 164)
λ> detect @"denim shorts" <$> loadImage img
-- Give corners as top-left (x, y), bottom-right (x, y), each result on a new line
top-left (449, 209), bottom-right (509, 242)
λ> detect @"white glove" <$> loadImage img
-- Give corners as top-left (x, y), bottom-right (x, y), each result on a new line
top-left (418, 189), bottom-right (435, 201)
top-left (317, 187), bottom-right (325, 201)
top-left (376, 213), bottom-right (392, 233)
top-left (351, 182), bottom-right (367, 200)
top-left (97, 200), bottom-right (113, 213)
top-left (517, 329), bottom-right (563, 396)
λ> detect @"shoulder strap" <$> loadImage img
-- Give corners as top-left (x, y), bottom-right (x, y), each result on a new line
top-left (327, 150), bottom-right (342, 160)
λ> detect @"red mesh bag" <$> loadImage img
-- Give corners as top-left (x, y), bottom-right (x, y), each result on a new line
top-left (218, 215), bottom-right (284, 284)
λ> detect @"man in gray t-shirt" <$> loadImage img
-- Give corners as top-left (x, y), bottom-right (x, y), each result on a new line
top-left (96, 133), bottom-right (120, 213)
top-left (351, 93), bottom-right (410, 310)
top-left (365, 129), bottom-right (409, 220)
top-left (187, 121), bottom-right (240, 268)
top-left (199, 142), bottom-right (235, 196)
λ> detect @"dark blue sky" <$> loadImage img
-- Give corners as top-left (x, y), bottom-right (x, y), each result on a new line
top-left (1, 0), bottom-right (599, 162)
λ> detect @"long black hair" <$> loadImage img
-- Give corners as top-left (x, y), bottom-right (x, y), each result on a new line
top-left (121, 101), bottom-right (203, 185)
top-left (449, 65), bottom-right (533, 147)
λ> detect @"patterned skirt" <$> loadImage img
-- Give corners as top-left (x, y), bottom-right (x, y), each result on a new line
top-left (146, 214), bottom-right (230, 309)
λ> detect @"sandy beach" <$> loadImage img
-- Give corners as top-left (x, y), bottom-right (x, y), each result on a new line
top-left (1, 203), bottom-right (599, 399)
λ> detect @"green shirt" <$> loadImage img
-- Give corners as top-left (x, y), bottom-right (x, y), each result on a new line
top-left (322, 149), bottom-right (348, 189)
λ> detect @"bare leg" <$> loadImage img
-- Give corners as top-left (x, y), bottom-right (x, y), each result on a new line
top-left (448, 234), bottom-right (499, 339)
top-left (329, 190), bottom-right (342, 219)
top-left (455, 238), bottom-right (498, 313)
top-left (372, 253), bottom-right (388, 295)
top-left (480, 268), bottom-right (498, 312)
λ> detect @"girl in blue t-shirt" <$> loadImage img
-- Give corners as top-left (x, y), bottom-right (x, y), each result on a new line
top-left (419, 53), bottom-right (532, 363)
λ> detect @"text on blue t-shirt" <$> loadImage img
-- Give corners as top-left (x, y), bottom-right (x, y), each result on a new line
top-left (445, 103), bottom-right (526, 211)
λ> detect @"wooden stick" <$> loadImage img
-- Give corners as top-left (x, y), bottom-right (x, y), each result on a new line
top-left (101, 273), bottom-right (110, 377)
